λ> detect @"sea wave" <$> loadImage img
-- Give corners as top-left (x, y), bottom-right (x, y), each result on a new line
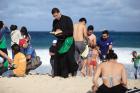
top-left (7, 47), bottom-right (140, 78)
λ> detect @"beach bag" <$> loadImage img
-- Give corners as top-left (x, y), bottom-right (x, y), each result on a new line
top-left (27, 56), bottom-right (42, 70)
top-left (80, 45), bottom-right (89, 58)
top-left (58, 37), bottom-right (73, 54)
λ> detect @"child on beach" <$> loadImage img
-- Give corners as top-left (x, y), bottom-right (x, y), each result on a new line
top-left (132, 51), bottom-right (140, 79)
top-left (87, 46), bottom-right (99, 77)
top-left (0, 21), bottom-right (11, 75)
top-left (0, 50), bottom-right (13, 75)
top-left (49, 40), bottom-right (57, 76)
top-left (10, 25), bottom-right (22, 46)
top-left (20, 26), bottom-right (31, 44)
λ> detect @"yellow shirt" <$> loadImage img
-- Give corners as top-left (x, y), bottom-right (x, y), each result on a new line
top-left (13, 52), bottom-right (26, 77)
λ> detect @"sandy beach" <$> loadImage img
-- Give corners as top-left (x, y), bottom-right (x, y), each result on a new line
top-left (0, 75), bottom-right (140, 93)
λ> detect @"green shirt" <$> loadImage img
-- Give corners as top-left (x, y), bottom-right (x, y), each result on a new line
top-left (0, 36), bottom-right (7, 49)
top-left (0, 26), bottom-right (9, 49)
top-left (134, 56), bottom-right (140, 66)
top-left (0, 61), bottom-right (9, 70)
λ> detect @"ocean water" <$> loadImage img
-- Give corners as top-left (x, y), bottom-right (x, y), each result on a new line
top-left (6, 32), bottom-right (140, 48)
top-left (5, 31), bottom-right (140, 79)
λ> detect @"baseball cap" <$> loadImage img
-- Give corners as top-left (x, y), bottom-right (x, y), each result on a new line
top-left (19, 39), bottom-right (27, 47)
top-left (52, 40), bottom-right (57, 44)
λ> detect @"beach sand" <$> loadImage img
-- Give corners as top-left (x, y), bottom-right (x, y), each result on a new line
top-left (0, 75), bottom-right (140, 93)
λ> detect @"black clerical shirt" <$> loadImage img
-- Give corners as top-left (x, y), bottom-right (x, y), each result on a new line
top-left (52, 15), bottom-right (73, 39)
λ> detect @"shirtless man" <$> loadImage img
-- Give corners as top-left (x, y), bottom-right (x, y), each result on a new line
top-left (87, 25), bottom-right (96, 47)
top-left (73, 18), bottom-right (88, 76)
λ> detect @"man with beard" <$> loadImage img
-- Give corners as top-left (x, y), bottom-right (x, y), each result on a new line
top-left (97, 30), bottom-right (113, 62)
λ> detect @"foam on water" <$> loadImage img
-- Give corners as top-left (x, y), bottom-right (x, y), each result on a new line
top-left (8, 47), bottom-right (140, 65)
top-left (7, 47), bottom-right (140, 78)
top-left (114, 47), bottom-right (140, 64)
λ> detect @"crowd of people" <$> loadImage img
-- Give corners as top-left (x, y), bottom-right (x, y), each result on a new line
top-left (49, 8), bottom-right (140, 93)
top-left (0, 7), bottom-right (140, 93)
top-left (0, 21), bottom-right (42, 77)
top-left (49, 8), bottom-right (114, 78)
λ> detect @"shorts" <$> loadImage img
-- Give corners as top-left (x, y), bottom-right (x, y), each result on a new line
top-left (90, 61), bottom-right (97, 66)
top-left (74, 41), bottom-right (86, 62)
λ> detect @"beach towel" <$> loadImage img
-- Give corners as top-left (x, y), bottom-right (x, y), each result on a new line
top-left (58, 37), bottom-right (73, 54)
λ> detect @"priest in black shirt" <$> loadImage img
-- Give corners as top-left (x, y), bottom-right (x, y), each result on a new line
top-left (51, 8), bottom-right (78, 78)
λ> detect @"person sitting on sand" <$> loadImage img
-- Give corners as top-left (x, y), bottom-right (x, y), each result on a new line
top-left (19, 39), bottom-right (42, 74)
top-left (0, 50), bottom-right (13, 75)
top-left (92, 50), bottom-right (127, 93)
top-left (2, 44), bottom-right (26, 77)
top-left (132, 51), bottom-right (140, 79)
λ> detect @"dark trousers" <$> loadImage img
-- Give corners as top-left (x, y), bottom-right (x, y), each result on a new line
top-left (50, 59), bottom-right (55, 75)
top-left (54, 42), bottom-right (78, 78)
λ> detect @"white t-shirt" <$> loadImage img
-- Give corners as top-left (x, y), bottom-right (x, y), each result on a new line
top-left (11, 30), bottom-right (23, 46)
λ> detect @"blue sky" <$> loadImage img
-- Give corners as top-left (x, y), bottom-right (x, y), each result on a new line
top-left (0, 0), bottom-right (140, 31)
